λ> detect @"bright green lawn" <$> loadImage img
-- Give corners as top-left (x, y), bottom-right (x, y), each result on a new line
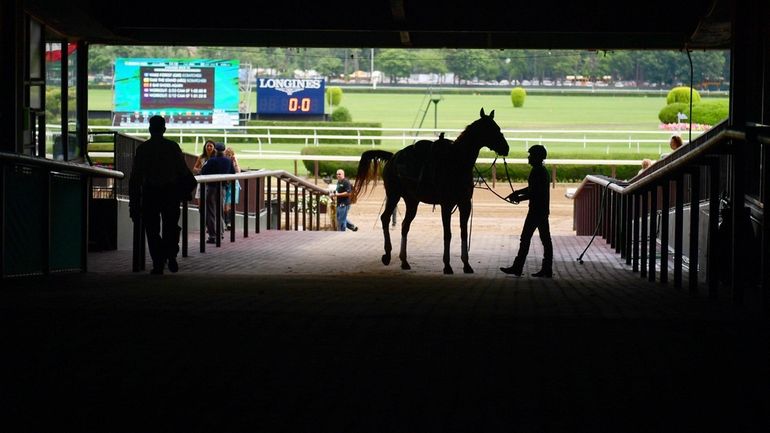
top-left (89, 88), bottom-right (700, 131)
top-left (88, 89), bottom-right (726, 171)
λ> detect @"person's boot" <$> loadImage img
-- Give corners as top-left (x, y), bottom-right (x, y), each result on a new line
top-left (167, 257), bottom-right (179, 273)
top-left (532, 258), bottom-right (553, 278)
top-left (500, 256), bottom-right (525, 276)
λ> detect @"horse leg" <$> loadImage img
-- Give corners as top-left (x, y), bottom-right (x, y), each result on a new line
top-left (459, 200), bottom-right (473, 274)
top-left (399, 199), bottom-right (419, 270)
top-left (380, 194), bottom-right (400, 265)
top-left (441, 204), bottom-right (454, 275)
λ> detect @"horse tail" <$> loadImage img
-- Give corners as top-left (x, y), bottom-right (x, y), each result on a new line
top-left (352, 150), bottom-right (393, 200)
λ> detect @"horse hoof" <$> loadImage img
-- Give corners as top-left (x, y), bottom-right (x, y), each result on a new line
top-left (401, 262), bottom-right (411, 270)
top-left (444, 266), bottom-right (454, 275)
top-left (463, 265), bottom-right (474, 274)
top-left (382, 255), bottom-right (391, 266)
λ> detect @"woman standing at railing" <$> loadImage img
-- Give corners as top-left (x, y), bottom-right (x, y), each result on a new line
top-left (193, 140), bottom-right (216, 174)
top-left (223, 146), bottom-right (242, 230)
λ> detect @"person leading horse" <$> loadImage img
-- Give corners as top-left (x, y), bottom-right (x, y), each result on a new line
top-left (353, 108), bottom-right (510, 274)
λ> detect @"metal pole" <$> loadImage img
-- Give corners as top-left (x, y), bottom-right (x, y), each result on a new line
top-left (200, 182), bottom-right (206, 253)
top-left (243, 177), bottom-right (249, 238)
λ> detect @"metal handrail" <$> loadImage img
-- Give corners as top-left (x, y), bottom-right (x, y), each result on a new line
top-left (570, 124), bottom-right (770, 301)
top-left (0, 151), bottom-right (124, 179)
top-left (133, 167), bottom-right (333, 272)
top-left (624, 128), bottom-right (745, 195)
top-left (194, 169), bottom-right (330, 194)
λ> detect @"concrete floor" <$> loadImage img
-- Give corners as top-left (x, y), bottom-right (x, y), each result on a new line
top-left (2, 229), bottom-right (768, 432)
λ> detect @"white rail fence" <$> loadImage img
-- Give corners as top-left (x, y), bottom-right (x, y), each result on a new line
top-left (48, 124), bottom-right (705, 156)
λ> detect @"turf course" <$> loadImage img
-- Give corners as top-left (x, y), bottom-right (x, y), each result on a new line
top-left (87, 88), bottom-right (726, 171)
top-left (89, 88), bottom-right (678, 130)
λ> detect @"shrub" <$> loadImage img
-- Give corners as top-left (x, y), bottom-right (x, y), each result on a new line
top-left (89, 119), bottom-right (112, 126)
top-left (510, 87), bottom-right (526, 108)
top-left (300, 146), bottom-right (366, 176)
top-left (326, 86), bottom-right (343, 106)
top-left (658, 102), bottom-right (689, 124)
top-left (331, 106), bottom-right (352, 122)
top-left (658, 100), bottom-right (728, 125)
top-left (691, 100), bottom-right (729, 125)
top-left (302, 146), bottom-right (653, 182)
top-left (666, 86), bottom-right (701, 105)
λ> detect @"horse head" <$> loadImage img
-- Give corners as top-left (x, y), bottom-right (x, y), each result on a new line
top-left (477, 108), bottom-right (509, 156)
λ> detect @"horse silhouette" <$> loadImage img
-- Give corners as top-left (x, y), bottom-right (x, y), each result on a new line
top-left (352, 108), bottom-right (510, 274)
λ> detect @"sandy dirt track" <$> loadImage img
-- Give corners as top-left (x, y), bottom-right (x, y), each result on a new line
top-left (322, 181), bottom-right (580, 236)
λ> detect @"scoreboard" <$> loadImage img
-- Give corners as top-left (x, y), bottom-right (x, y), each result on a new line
top-left (256, 78), bottom-right (325, 116)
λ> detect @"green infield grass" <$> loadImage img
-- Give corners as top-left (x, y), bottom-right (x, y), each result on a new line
top-left (87, 88), bottom-right (726, 172)
top-left (89, 88), bottom-right (723, 131)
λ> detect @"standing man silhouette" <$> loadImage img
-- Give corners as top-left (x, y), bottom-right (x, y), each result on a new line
top-left (500, 144), bottom-right (553, 277)
top-left (129, 115), bottom-right (195, 275)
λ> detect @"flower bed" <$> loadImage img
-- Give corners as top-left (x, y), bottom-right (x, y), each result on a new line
top-left (659, 123), bottom-right (712, 131)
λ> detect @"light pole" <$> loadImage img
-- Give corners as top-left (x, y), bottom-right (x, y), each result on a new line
top-left (431, 95), bottom-right (442, 130)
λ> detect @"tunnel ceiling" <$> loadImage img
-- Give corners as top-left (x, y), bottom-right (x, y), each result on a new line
top-left (26, 0), bottom-right (732, 50)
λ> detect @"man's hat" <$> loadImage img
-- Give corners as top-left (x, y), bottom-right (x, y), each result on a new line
top-left (214, 142), bottom-right (226, 152)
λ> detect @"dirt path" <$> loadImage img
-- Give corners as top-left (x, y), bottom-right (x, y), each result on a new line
top-left (320, 181), bottom-right (580, 235)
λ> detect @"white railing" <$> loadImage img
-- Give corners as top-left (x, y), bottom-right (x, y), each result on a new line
top-left (49, 124), bottom-right (706, 156)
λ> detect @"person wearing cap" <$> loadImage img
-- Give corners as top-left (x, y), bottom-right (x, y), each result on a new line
top-left (201, 143), bottom-right (236, 243)
top-left (129, 115), bottom-right (194, 275)
top-left (500, 144), bottom-right (553, 278)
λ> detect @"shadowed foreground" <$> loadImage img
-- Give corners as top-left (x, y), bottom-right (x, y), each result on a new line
top-left (2, 232), bottom-right (768, 432)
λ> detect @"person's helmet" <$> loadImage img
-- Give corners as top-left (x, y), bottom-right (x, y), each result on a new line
top-left (528, 144), bottom-right (547, 160)
top-left (214, 142), bottom-right (226, 152)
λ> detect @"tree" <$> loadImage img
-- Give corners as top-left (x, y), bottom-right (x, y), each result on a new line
top-left (445, 49), bottom-right (499, 83)
top-left (412, 50), bottom-right (448, 76)
top-left (377, 49), bottom-right (413, 83)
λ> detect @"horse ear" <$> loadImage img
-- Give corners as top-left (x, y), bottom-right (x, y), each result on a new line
top-left (480, 108), bottom-right (486, 118)
top-left (489, 110), bottom-right (495, 119)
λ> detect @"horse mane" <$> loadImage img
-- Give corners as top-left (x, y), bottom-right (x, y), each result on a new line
top-left (453, 119), bottom-right (478, 146)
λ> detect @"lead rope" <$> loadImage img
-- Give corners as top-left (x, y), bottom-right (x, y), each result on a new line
top-left (576, 181), bottom-right (615, 264)
top-left (466, 155), bottom-right (518, 252)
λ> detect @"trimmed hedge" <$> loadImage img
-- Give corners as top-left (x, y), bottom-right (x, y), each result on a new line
top-left (658, 102), bottom-right (689, 124)
top-left (331, 106), bottom-right (352, 122)
top-left (658, 100), bottom-right (728, 125)
top-left (666, 86), bottom-right (701, 104)
top-left (300, 146), bottom-right (367, 176)
top-left (89, 119), bottom-right (112, 126)
top-left (301, 146), bottom-right (653, 182)
top-left (510, 87), bottom-right (527, 108)
top-left (691, 100), bottom-right (729, 125)
top-left (326, 86), bottom-right (343, 106)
